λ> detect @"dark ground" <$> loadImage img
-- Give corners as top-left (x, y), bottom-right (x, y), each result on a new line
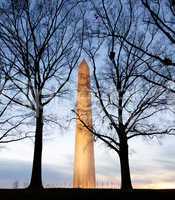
top-left (0, 188), bottom-right (175, 200)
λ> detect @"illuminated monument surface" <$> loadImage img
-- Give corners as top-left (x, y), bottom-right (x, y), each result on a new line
top-left (73, 59), bottom-right (96, 188)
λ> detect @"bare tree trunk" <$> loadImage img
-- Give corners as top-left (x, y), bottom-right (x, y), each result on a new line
top-left (119, 140), bottom-right (133, 191)
top-left (29, 107), bottom-right (43, 190)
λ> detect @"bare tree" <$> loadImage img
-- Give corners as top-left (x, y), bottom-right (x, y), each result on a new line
top-left (0, 63), bottom-right (31, 144)
top-left (0, 0), bottom-right (83, 189)
top-left (80, 0), bottom-right (175, 191)
top-left (138, 0), bottom-right (175, 93)
top-left (13, 180), bottom-right (19, 189)
top-left (96, 0), bottom-right (175, 94)
top-left (142, 0), bottom-right (175, 45)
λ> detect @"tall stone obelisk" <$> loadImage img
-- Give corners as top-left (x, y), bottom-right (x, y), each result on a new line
top-left (73, 59), bottom-right (96, 188)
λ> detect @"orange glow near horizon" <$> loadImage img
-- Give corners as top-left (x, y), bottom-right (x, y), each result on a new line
top-left (134, 182), bottom-right (175, 189)
top-left (95, 175), bottom-right (175, 189)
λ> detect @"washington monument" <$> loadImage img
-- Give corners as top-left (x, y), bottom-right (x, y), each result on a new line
top-left (73, 59), bottom-right (96, 188)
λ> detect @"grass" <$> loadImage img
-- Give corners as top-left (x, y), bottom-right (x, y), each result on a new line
top-left (0, 188), bottom-right (175, 200)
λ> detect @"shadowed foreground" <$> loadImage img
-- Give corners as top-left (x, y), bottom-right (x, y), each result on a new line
top-left (0, 188), bottom-right (175, 200)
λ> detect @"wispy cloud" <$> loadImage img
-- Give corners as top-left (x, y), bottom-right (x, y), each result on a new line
top-left (0, 159), bottom-right (72, 188)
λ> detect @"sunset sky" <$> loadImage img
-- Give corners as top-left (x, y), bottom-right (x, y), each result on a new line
top-left (0, 0), bottom-right (174, 193)
top-left (0, 61), bottom-right (175, 189)
top-left (0, 126), bottom-right (175, 189)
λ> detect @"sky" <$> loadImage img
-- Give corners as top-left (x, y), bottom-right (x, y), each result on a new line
top-left (0, 0), bottom-right (174, 190)
top-left (0, 57), bottom-right (175, 189)
top-left (0, 66), bottom-right (175, 189)
top-left (1, 127), bottom-right (175, 189)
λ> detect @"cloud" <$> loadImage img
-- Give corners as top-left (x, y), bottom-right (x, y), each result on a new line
top-left (0, 159), bottom-right (72, 188)
top-left (1, 133), bottom-right (175, 189)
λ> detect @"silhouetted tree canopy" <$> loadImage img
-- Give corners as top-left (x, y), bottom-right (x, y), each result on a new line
top-left (0, 0), bottom-right (84, 189)
top-left (75, 0), bottom-right (175, 191)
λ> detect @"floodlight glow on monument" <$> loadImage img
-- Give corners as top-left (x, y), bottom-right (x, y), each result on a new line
top-left (73, 59), bottom-right (96, 188)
